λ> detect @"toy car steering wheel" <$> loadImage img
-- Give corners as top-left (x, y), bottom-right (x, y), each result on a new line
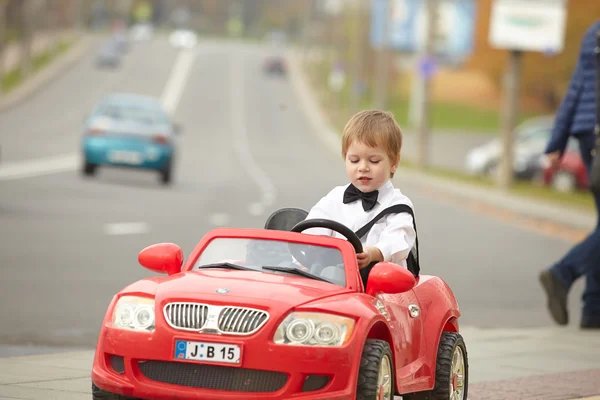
top-left (291, 219), bottom-right (363, 253)
top-left (290, 219), bottom-right (363, 269)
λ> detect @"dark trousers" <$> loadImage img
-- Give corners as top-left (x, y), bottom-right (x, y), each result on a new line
top-left (551, 133), bottom-right (600, 320)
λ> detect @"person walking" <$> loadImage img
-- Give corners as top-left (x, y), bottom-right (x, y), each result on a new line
top-left (539, 20), bottom-right (600, 329)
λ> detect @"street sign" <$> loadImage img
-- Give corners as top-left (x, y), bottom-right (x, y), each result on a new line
top-left (489, 0), bottom-right (568, 53)
top-left (370, 0), bottom-right (477, 62)
top-left (418, 56), bottom-right (437, 79)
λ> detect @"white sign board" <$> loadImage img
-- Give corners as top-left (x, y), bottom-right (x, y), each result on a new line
top-left (489, 0), bottom-right (567, 53)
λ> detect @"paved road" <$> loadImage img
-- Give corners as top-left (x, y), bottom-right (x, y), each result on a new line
top-left (0, 37), bottom-right (582, 356)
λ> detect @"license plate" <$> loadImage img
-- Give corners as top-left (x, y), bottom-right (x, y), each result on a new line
top-left (174, 340), bottom-right (241, 364)
top-left (107, 150), bottom-right (143, 165)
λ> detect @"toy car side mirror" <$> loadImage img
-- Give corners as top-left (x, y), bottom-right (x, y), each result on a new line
top-left (365, 262), bottom-right (416, 296)
top-left (138, 243), bottom-right (183, 276)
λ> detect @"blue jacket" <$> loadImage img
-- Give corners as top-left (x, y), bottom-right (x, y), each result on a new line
top-left (546, 20), bottom-right (600, 155)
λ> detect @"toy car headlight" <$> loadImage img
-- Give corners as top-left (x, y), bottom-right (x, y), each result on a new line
top-left (273, 312), bottom-right (355, 347)
top-left (112, 296), bottom-right (155, 332)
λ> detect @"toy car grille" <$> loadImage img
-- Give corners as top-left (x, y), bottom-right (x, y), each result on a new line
top-left (164, 303), bottom-right (209, 331)
top-left (163, 303), bottom-right (269, 335)
top-left (218, 307), bottom-right (269, 334)
top-left (138, 361), bottom-right (288, 392)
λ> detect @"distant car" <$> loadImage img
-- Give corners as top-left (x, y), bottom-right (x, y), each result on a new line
top-left (130, 23), bottom-right (153, 41)
top-left (465, 115), bottom-right (554, 177)
top-left (263, 55), bottom-right (286, 76)
top-left (96, 41), bottom-right (121, 68)
top-left (81, 93), bottom-right (181, 185)
top-left (91, 210), bottom-right (468, 400)
top-left (541, 139), bottom-right (588, 192)
top-left (169, 29), bottom-right (197, 49)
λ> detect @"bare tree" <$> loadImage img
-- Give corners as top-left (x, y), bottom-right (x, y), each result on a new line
top-left (0, 0), bottom-right (7, 95)
top-left (20, 0), bottom-right (33, 79)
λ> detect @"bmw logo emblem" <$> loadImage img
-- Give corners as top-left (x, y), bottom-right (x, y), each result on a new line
top-left (216, 288), bottom-right (229, 294)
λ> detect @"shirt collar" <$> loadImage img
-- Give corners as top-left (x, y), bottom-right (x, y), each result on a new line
top-left (375, 179), bottom-right (394, 205)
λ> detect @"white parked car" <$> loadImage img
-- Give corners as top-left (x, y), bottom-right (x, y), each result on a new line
top-left (169, 29), bottom-right (198, 50)
top-left (465, 115), bottom-right (554, 177)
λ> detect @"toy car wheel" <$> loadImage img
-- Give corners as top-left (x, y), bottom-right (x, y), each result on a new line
top-left (92, 383), bottom-right (137, 399)
top-left (160, 168), bottom-right (171, 185)
top-left (356, 339), bottom-right (395, 400)
top-left (406, 331), bottom-right (468, 400)
top-left (82, 161), bottom-right (97, 177)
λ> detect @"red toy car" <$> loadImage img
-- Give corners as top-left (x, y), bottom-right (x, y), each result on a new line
top-left (91, 211), bottom-right (468, 400)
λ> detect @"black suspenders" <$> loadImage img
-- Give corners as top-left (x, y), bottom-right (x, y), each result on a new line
top-left (355, 204), bottom-right (420, 278)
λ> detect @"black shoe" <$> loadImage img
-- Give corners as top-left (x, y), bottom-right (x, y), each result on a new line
top-left (539, 270), bottom-right (569, 325)
top-left (581, 317), bottom-right (600, 329)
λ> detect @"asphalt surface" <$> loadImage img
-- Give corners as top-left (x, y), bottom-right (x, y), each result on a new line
top-left (0, 37), bottom-right (584, 357)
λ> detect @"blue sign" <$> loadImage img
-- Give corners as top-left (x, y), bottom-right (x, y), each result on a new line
top-left (418, 56), bottom-right (437, 79)
top-left (370, 0), bottom-right (477, 62)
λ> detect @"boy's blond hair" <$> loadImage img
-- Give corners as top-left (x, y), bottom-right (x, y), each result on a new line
top-left (341, 110), bottom-right (403, 177)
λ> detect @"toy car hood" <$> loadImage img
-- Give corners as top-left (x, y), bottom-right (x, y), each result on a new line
top-left (120, 269), bottom-right (353, 311)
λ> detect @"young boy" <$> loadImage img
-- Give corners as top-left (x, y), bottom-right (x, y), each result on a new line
top-left (305, 109), bottom-right (418, 286)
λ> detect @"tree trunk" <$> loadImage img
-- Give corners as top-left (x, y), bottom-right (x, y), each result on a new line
top-left (20, 0), bottom-right (33, 79)
top-left (0, 0), bottom-right (7, 95)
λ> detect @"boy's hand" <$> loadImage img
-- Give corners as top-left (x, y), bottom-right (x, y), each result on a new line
top-left (356, 246), bottom-right (383, 269)
top-left (356, 251), bottom-right (371, 269)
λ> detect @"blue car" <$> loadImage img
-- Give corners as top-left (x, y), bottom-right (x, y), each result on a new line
top-left (81, 93), bottom-right (181, 185)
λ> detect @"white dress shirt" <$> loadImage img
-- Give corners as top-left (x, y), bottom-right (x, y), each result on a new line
top-left (305, 179), bottom-right (416, 268)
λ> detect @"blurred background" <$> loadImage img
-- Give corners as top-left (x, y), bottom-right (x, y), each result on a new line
top-left (0, 0), bottom-right (598, 355)
top-left (2, 0), bottom-right (598, 198)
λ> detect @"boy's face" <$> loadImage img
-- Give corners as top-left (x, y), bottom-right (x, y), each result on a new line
top-left (344, 140), bottom-right (398, 193)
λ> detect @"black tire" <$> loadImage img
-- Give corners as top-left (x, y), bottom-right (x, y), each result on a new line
top-left (92, 383), bottom-right (138, 400)
top-left (160, 167), bottom-right (171, 185)
top-left (159, 155), bottom-right (174, 185)
top-left (404, 332), bottom-right (469, 400)
top-left (82, 161), bottom-right (97, 177)
top-left (356, 339), bottom-right (395, 400)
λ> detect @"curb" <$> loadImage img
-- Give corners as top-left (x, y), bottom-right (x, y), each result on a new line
top-left (286, 48), bottom-right (596, 232)
top-left (0, 34), bottom-right (96, 113)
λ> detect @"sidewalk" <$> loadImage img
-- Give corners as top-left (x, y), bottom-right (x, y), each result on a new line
top-left (1, 30), bottom-right (69, 73)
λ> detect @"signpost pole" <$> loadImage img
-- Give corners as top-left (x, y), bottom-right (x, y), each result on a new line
top-left (373, 0), bottom-right (391, 110)
top-left (498, 49), bottom-right (523, 188)
top-left (489, 0), bottom-right (567, 188)
top-left (416, 0), bottom-right (439, 169)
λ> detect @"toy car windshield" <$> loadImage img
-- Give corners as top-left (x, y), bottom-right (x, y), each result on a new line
top-left (192, 238), bottom-right (346, 286)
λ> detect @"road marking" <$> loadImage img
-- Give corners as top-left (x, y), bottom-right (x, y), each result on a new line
top-left (230, 52), bottom-right (277, 217)
top-left (0, 153), bottom-right (80, 181)
top-left (161, 49), bottom-right (197, 115)
top-left (104, 222), bottom-right (150, 236)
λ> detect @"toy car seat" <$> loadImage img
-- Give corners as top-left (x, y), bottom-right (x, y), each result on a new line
top-left (245, 208), bottom-right (309, 267)
top-left (264, 208), bottom-right (308, 231)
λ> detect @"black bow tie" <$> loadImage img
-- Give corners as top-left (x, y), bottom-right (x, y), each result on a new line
top-left (343, 184), bottom-right (379, 211)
